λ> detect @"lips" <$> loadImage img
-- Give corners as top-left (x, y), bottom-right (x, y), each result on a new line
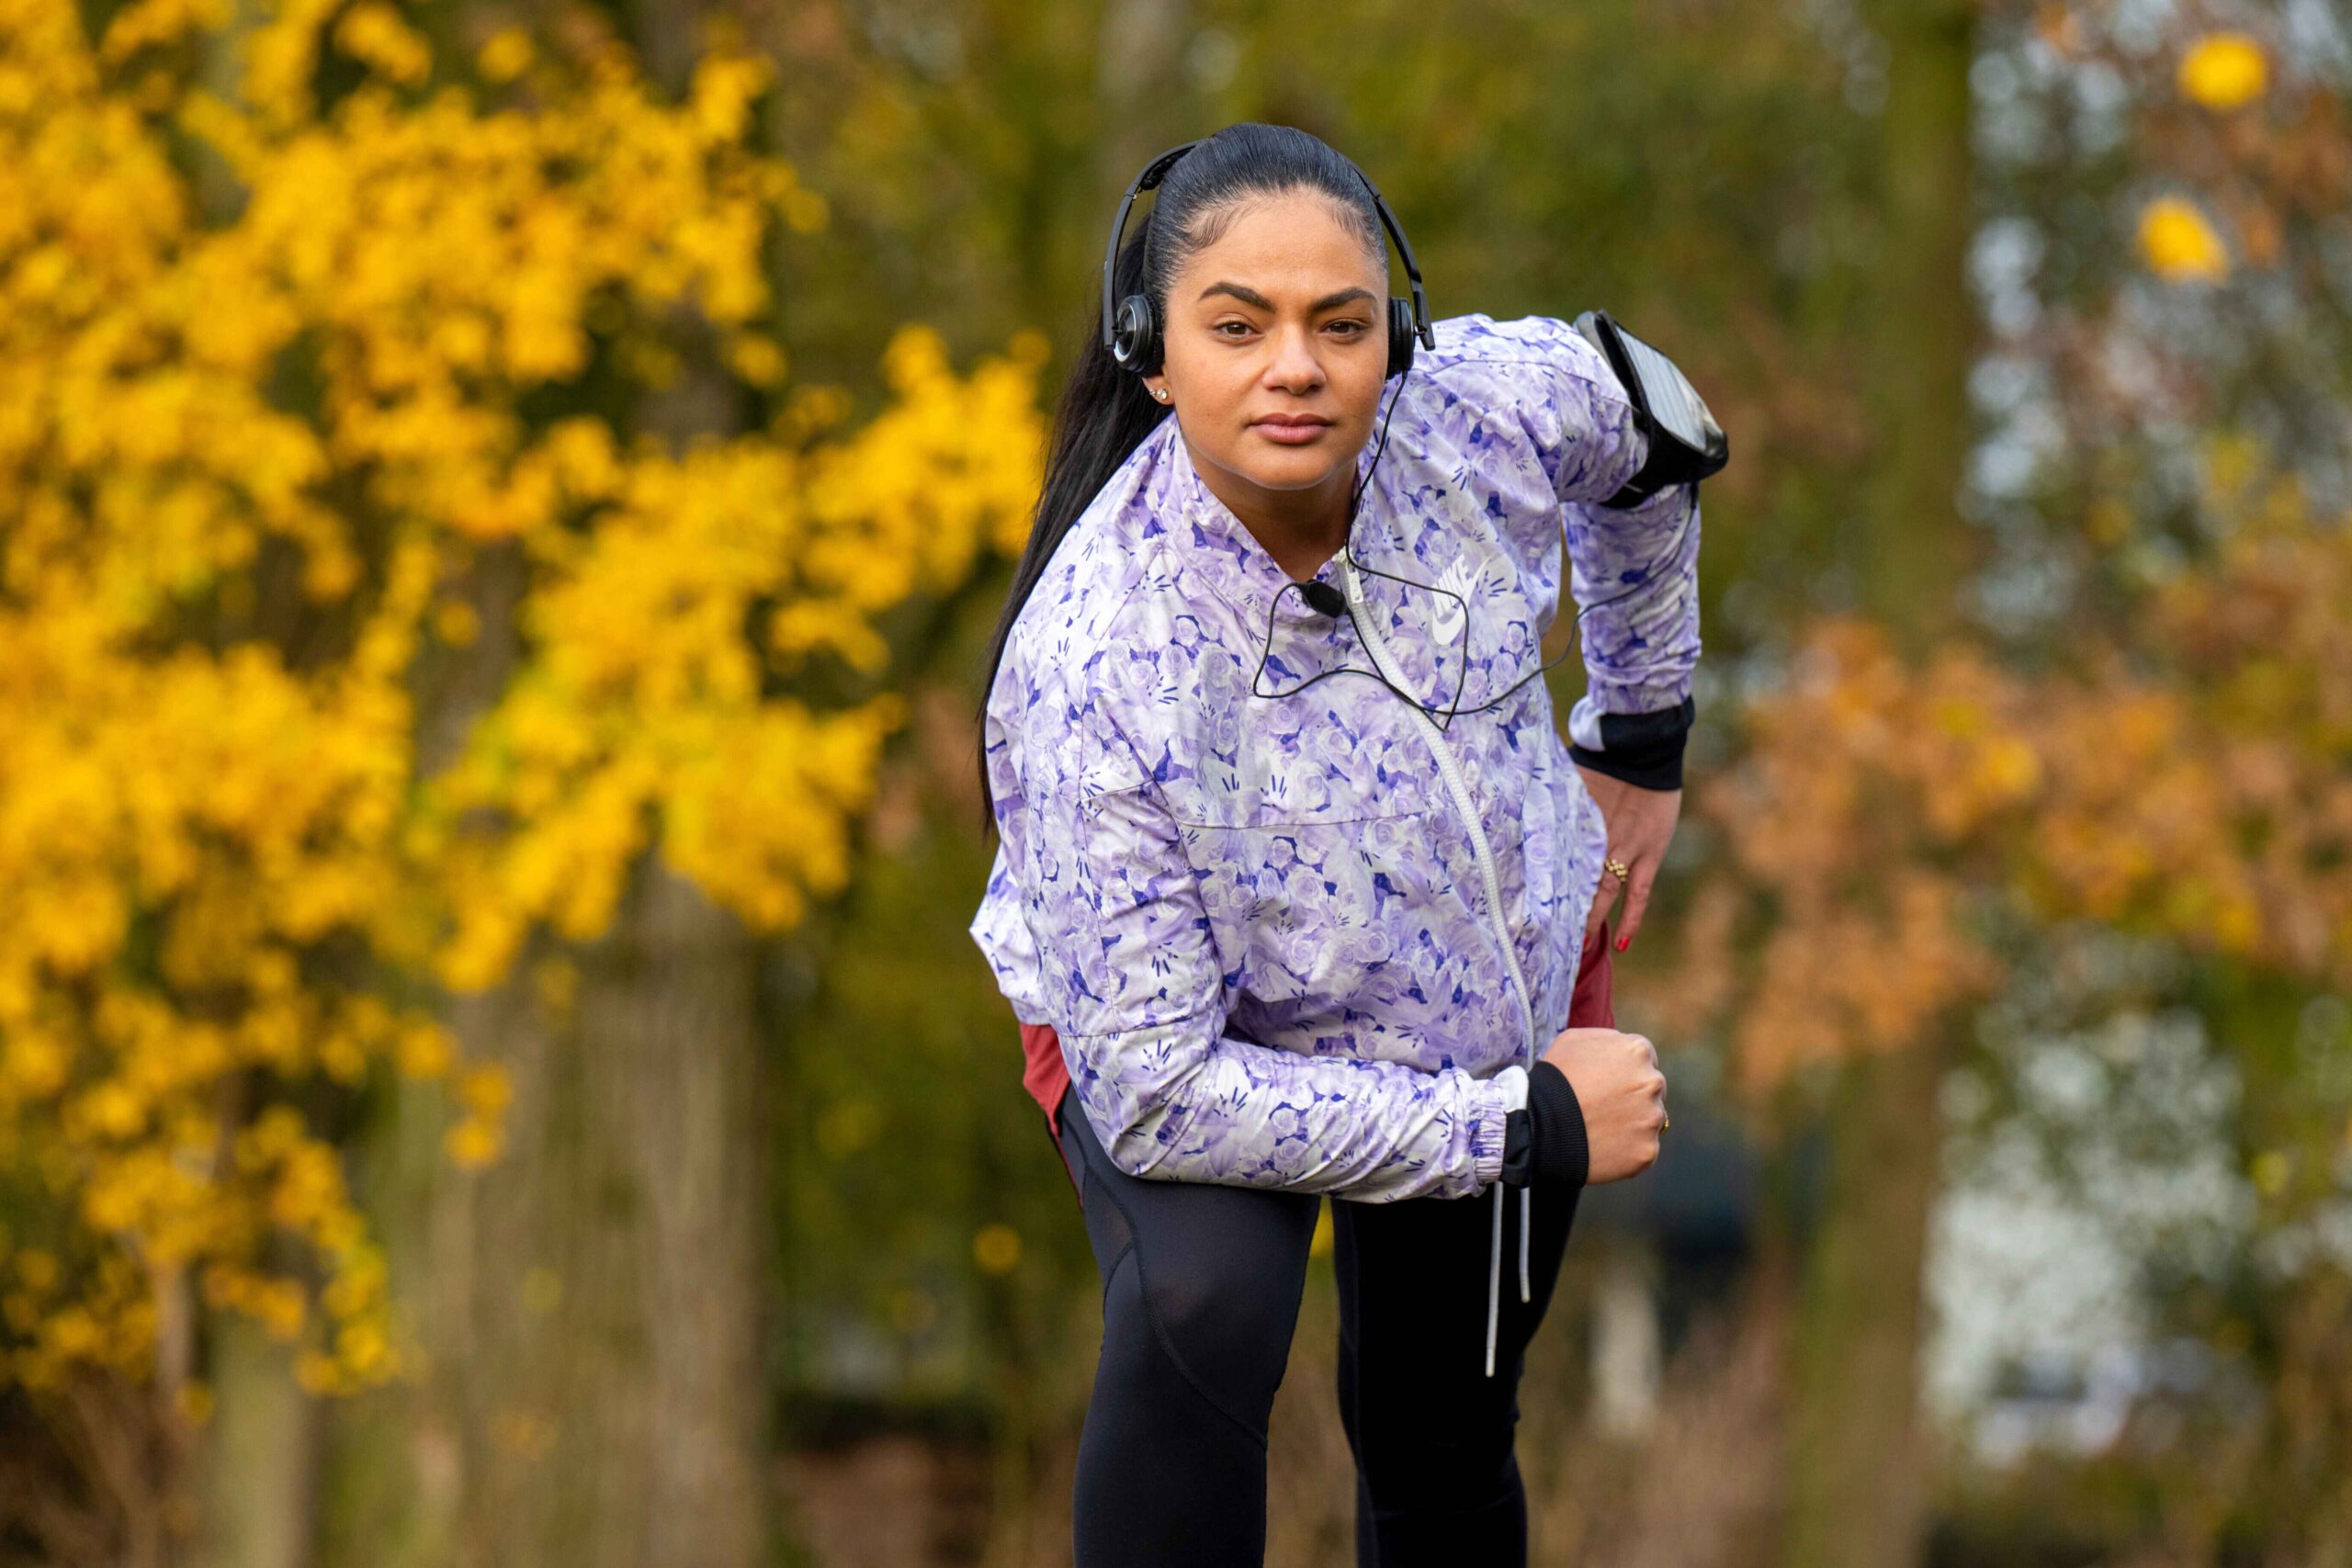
top-left (1252, 415), bottom-right (1332, 446)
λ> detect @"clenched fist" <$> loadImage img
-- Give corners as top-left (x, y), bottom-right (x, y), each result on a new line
top-left (1539, 1027), bottom-right (1667, 1184)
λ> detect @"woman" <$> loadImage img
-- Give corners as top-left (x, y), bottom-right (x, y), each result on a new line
top-left (969, 121), bottom-right (1703, 1565)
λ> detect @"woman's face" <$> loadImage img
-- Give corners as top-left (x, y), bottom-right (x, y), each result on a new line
top-left (1143, 189), bottom-right (1390, 508)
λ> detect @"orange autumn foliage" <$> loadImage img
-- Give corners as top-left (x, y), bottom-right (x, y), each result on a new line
top-left (1663, 455), bottom-right (2351, 1098)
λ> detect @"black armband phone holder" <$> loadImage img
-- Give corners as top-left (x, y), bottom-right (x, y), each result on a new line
top-left (1573, 309), bottom-right (1729, 509)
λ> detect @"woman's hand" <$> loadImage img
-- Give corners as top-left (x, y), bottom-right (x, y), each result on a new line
top-left (1539, 1026), bottom-right (1667, 1183)
top-left (1574, 765), bottom-right (1681, 953)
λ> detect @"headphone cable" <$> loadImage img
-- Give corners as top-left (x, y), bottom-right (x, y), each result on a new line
top-left (1251, 370), bottom-right (1696, 731)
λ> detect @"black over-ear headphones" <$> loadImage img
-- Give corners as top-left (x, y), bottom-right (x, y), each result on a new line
top-left (1100, 138), bottom-right (1437, 382)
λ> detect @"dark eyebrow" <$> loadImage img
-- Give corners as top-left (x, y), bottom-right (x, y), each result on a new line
top-left (1197, 281), bottom-right (1377, 313)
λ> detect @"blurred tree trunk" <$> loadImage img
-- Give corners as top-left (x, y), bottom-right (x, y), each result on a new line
top-left (198, 1318), bottom-right (321, 1568)
top-left (1781, 1041), bottom-right (1951, 1568)
top-left (604, 4), bottom-right (771, 1559)
top-left (187, 2), bottom-right (315, 1561)
top-left (1096, 0), bottom-right (1193, 187)
top-left (321, 0), bottom-right (770, 1559)
top-left (1778, 3), bottom-right (1977, 1567)
top-left (322, 534), bottom-right (769, 1562)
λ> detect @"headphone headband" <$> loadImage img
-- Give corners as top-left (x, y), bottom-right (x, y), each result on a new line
top-left (1099, 139), bottom-right (1436, 366)
top-left (1351, 165), bottom-right (1437, 356)
top-left (1100, 141), bottom-right (1201, 355)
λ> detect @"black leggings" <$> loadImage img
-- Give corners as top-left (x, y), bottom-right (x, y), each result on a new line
top-left (1051, 1082), bottom-right (1581, 1566)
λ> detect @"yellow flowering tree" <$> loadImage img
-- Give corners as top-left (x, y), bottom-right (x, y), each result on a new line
top-left (0, 0), bottom-right (1043, 1552)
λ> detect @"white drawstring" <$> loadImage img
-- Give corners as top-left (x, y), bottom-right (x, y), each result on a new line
top-left (1486, 1179), bottom-right (1503, 1377)
top-left (1485, 1182), bottom-right (1539, 1380)
top-left (1484, 1064), bottom-right (1534, 1379)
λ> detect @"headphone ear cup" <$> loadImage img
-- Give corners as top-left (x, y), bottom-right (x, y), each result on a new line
top-left (1386, 296), bottom-right (1417, 379)
top-left (1112, 294), bottom-right (1162, 376)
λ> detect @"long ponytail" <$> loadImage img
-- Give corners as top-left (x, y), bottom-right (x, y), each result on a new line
top-left (971, 220), bottom-right (1169, 826)
top-left (975, 123), bottom-right (1390, 831)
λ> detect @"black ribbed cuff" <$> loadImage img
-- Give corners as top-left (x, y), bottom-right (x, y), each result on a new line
top-left (1500, 1060), bottom-right (1590, 1188)
top-left (1567, 694), bottom-right (1694, 792)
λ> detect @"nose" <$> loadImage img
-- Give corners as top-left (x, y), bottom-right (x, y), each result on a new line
top-left (1262, 323), bottom-right (1325, 394)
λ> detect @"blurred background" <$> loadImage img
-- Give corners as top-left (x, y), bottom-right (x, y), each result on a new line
top-left (2, 0), bottom-right (2348, 1564)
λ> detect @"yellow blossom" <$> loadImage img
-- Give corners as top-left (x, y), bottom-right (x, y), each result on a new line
top-left (476, 28), bottom-right (534, 85)
top-left (445, 1120), bottom-right (504, 1171)
top-left (2178, 32), bottom-right (2267, 111)
top-left (973, 1224), bottom-right (1023, 1275)
top-left (2138, 197), bottom-right (2230, 283)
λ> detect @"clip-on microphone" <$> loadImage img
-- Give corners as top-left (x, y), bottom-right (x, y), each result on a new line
top-left (1297, 580), bottom-right (1348, 617)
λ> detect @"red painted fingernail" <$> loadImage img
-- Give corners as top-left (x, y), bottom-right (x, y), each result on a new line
top-left (1615, 934), bottom-right (1629, 952)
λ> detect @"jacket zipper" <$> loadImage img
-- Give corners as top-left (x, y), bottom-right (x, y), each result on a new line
top-left (1340, 560), bottom-right (1537, 1063)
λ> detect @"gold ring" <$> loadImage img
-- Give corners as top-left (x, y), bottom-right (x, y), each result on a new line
top-left (1661, 1115), bottom-right (1670, 1133)
top-left (1604, 856), bottom-right (1631, 882)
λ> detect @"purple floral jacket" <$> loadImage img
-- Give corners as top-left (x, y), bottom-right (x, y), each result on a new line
top-left (970, 310), bottom-right (1702, 1206)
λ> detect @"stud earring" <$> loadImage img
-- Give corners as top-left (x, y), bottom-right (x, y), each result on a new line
top-left (1154, 388), bottom-right (1170, 402)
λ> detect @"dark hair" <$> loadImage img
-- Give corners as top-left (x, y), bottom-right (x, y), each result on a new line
top-left (975, 122), bottom-right (1388, 829)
